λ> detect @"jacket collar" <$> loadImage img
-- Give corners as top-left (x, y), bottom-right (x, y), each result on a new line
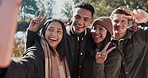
top-left (112, 29), bottom-right (132, 41)
top-left (66, 25), bottom-right (87, 37)
top-left (122, 29), bottom-right (132, 40)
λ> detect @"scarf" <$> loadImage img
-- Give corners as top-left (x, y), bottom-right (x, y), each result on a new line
top-left (40, 38), bottom-right (70, 78)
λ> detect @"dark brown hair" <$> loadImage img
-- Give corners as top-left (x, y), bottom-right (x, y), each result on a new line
top-left (110, 7), bottom-right (131, 18)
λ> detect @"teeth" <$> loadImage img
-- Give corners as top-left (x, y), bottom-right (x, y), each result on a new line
top-left (95, 36), bottom-right (100, 38)
top-left (77, 25), bottom-right (84, 28)
top-left (116, 26), bottom-right (123, 29)
top-left (50, 38), bottom-right (57, 41)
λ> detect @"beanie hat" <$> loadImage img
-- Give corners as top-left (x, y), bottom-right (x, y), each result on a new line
top-left (92, 17), bottom-right (113, 35)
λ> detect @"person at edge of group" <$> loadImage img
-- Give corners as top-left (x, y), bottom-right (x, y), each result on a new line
top-left (88, 17), bottom-right (122, 78)
top-left (26, 2), bottom-right (96, 78)
top-left (110, 7), bottom-right (148, 78)
top-left (0, 11), bottom-right (71, 78)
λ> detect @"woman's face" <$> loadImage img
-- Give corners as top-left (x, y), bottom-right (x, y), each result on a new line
top-left (45, 22), bottom-right (63, 49)
top-left (91, 24), bottom-right (107, 44)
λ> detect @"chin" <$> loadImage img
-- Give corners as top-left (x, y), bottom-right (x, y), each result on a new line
top-left (94, 40), bottom-right (100, 44)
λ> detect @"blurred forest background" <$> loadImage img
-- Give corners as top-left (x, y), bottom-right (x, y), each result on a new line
top-left (13, 0), bottom-right (148, 57)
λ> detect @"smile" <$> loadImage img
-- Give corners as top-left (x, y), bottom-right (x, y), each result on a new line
top-left (50, 38), bottom-right (57, 41)
top-left (76, 24), bottom-right (84, 28)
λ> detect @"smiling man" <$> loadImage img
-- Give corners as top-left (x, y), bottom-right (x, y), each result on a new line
top-left (65, 2), bottom-right (95, 78)
top-left (110, 8), bottom-right (148, 78)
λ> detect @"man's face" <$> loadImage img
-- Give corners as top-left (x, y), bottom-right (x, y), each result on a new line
top-left (72, 8), bottom-right (93, 35)
top-left (111, 14), bottom-right (129, 35)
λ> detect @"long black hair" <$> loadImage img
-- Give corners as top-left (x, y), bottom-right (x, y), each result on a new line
top-left (99, 32), bottom-right (112, 51)
top-left (40, 19), bottom-right (67, 61)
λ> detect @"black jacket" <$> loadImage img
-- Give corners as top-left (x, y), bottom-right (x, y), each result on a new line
top-left (66, 26), bottom-right (95, 78)
top-left (1, 38), bottom-right (45, 78)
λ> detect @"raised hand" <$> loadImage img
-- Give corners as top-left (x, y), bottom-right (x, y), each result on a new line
top-left (95, 42), bottom-right (116, 64)
top-left (122, 8), bottom-right (148, 23)
top-left (28, 11), bottom-right (47, 32)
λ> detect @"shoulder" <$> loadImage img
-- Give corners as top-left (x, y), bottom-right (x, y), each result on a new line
top-left (108, 48), bottom-right (121, 60)
top-left (24, 41), bottom-right (44, 59)
top-left (132, 27), bottom-right (148, 43)
top-left (66, 26), bottom-right (71, 35)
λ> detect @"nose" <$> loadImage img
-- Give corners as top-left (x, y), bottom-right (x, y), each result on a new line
top-left (77, 18), bottom-right (84, 25)
top-left (51, 31), bottom-right (57, 36)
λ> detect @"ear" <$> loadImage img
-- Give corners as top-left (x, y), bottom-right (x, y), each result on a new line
top-left (90, 19), bottom-right (94, 24)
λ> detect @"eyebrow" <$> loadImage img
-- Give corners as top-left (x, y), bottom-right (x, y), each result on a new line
top-left (84, 17), bottom-right (90, 20)
top-left (48, 26), bottom-right (62, 30)
top-left (57, 28), bottom-right (62, 30)
top-left (48, 26), bottom-right (54, 29)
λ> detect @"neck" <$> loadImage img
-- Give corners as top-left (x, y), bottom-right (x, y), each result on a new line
top-left (96, 42), bottom-right (103, 49)
top-left (115, 32), bottom-right (126, 40)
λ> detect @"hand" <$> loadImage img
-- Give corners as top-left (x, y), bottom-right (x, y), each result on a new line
top-left (122, 8), bottom-right (148, 23)
top-left (95, 42), bottom-right (116, 64)
top-left (128, 24), bottom-right (141, 34)
top-left (27, 11), bottom-right (47, 32)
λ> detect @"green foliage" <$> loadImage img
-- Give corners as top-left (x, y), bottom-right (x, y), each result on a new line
top-left (36, 0), bottom-right (55, 19)
top-left (17, 20), bottom-right (30, 31)
top-left (61, 2), bottom-right (73, 22)
top-left (18, 0), bottom-right (56, 32)
top-left (20, 0), bottom-right (39, 15)
top-left (85, 0), bottom-right (148, 17)
top-left (85, 0), bottom-right (113, 18)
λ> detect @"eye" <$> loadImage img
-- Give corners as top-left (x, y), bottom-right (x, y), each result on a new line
top-left (47, 28), bottom-right (53, 32)
top-left (121, 20), bottom-right (125, 23)
top-left (114, 20), bottom-right (118, 23)
top-left (99, 27), bottom-right (102, 30)
top-left (99, 27), bottom-right (105, 31)
top-left (75, 15), bottom-right (81, 19)
top-left (57, 30), bottom-right (62, 34)
top-left (84, 18), bottom-right (89, 22)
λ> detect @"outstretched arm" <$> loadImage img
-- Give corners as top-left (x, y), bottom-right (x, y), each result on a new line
top-left (0, 0), bottom-right (22, 68)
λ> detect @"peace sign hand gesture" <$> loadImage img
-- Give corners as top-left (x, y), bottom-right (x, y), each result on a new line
top-left (95, 42), bottom-right (116, 64)
top-left (28, 11), bottom-right (47, 32)
top-left (122, 8), bottom-right (148, 23)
